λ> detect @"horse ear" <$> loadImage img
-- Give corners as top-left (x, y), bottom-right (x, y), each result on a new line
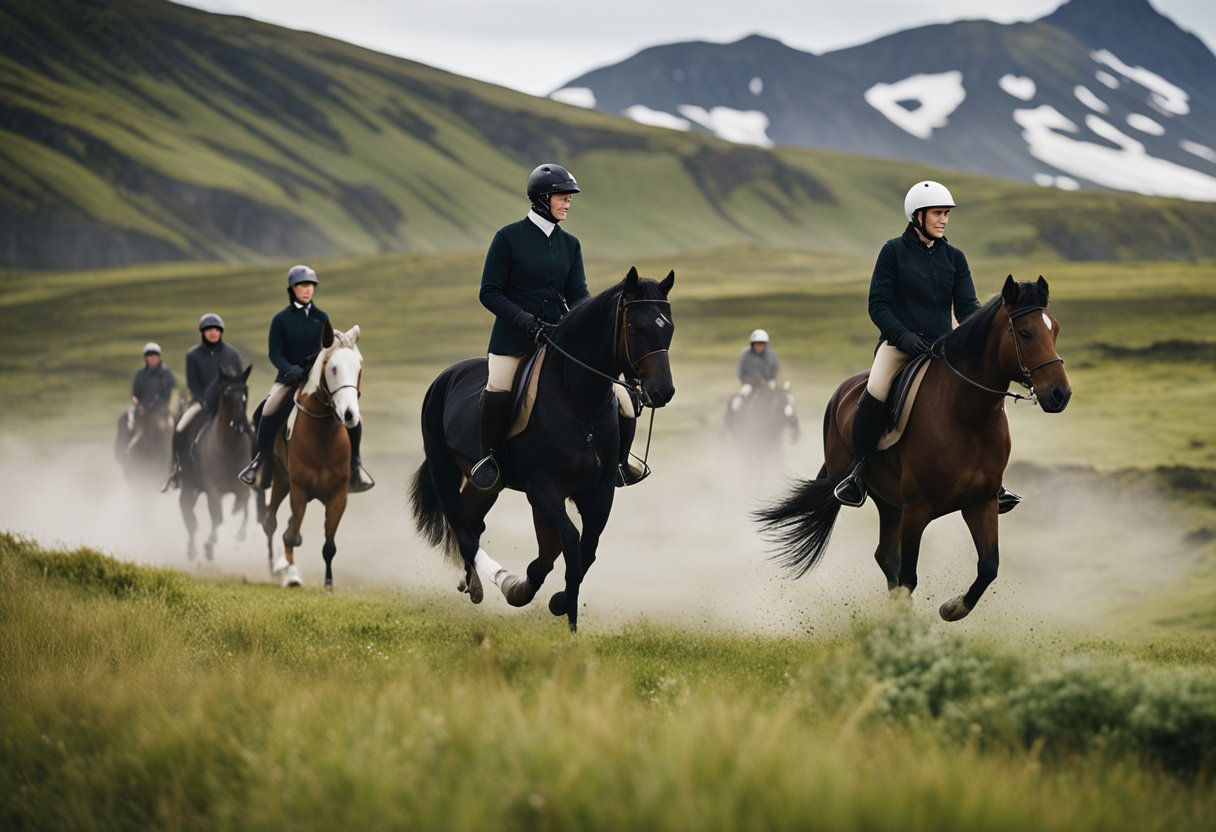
top-left (322, 319), bottom-right (334, 349)
top-left (347, 324), bottom-right (360, 344)
top-left (1037, 275), bottom-right (1049, 301)
top-left (659, 270), bottom-right (675, 296)
top-left (1001, 275), bottom-right (1019, 307)
top-left (624, 266), bottom-right (639, 295)
top-left (242, 364), bottom-right (252, 382)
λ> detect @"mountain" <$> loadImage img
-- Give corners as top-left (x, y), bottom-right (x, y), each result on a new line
top-left (2, 0), bottom-right (1216, 272)
top-left (552, 0), bottom-right (1216, 202)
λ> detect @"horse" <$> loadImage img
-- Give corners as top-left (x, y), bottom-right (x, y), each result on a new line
top-left (260, 321), bottom-right (363, 589)
top-left (723, 379), bottom-right (800, 470)
top-left (409, 267), bottom-right (676, 632)
top-left (179, 364), bottom-right (258, 561)
top-left (115, 400), bottom-right (174, 488)
top-left (756, 276), bottom-right (1071, 621)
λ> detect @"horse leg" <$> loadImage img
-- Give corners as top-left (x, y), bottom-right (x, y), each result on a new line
top-left (941, 500), bottom-right (1000, 622)
top-left (263, 476), bottom-right (289, 576)
top-left (281, 487), bottom-right (307, 587)
top-left (526, 485), bottom-right (583, 632)
top-left (321, 492), bottom-right (348, 590)
top-left (895, 504), bottom-right (932, 597)
top-left (555, 484), bottom-right (615, 605)
top-left (454, 484), bottom-right (498, 604)
top-left (179, 487), bottom-right (198, 560)
top-left (873, 496), bottom-right (902, 591)
top-left (204, 489), bottom-right (223, 562)
top-left (235, 488), bottom-right (250, 542)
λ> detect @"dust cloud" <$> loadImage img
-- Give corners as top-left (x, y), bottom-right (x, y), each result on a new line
top-left (0, 427), bottom-right (1196, 638)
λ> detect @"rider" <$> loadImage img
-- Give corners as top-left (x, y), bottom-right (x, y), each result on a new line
top-left (833, 181), bottom-right (1021, 513)
top-left (129, 342), bottom-right (176, 428)
top-left (470, 162), bottom-right (646, 491)
top-left (163, 314), bottom-right (242, 490)
top-left (237, 265), bottom-right (375, 492)
top-left (735, 329), bottom-right (779, 395)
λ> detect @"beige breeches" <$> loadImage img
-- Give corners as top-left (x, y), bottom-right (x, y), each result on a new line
top-left (866, 342), bottom-right (912, 402)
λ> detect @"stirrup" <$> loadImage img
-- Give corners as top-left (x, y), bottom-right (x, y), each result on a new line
top-left (468, 455), bottom-right (500, 491)
top-left (616, 459), bottom-right (650, 487)
top-left (160, 465), bottom-right (181, 493)
top-left (349, 463), bottom-right (376, 494)
top-left (997, 486), bottom-right (1022, 514)
top-left (833, 470), bottom-right (867, 508)
top-left (237, 455), bottom-right (261, 487)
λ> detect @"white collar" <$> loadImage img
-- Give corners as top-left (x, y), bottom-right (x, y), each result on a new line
top-left (293, 301), bottom-right (311, 310)
top-left (527, 210), bottom-right (556, 237)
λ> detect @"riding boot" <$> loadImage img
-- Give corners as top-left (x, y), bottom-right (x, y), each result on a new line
top-left (833, 391), bottom-right (888, 508)
top-left (616, 416), bottom-right (648, 487)
top-left (238, 405), bottom-right (289, 488)
top-left (469, 390), bottom-right (512, 491)
top-left (347, 422), bottom-right (375, 493)
top-left (997, 485), bottom-right (1022, 514)
top-left (161, 429), bottom-right (189, 492)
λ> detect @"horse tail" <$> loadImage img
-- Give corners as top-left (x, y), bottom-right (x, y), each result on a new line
top-left (409, 459), bottom-right (455, 557)
top-left (754, 474), bottom-right (842, 578)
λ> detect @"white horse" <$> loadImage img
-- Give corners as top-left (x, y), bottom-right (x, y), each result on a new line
top-left (261, 321), bottom-right (364, 588)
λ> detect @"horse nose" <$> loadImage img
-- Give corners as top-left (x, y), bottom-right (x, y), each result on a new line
top-left (646, 381), bottom-right (675, 408)
top-left (1042, 384), bottom-right (1071, 413)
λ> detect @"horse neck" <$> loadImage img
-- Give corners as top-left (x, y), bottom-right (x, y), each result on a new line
top-left (552, 318), bottom-right (619, 401)
top-left (940, 317), bottom-right (1014, 418)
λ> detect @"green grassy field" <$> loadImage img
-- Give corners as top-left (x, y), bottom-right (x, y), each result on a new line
top-left (2, 532), bottom-right (1214, 830)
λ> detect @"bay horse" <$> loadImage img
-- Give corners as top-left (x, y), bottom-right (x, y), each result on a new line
top-left (410, 267), bottom-right (676, 632)
top-left (260, 321), bottom-right (363, 589)
top-left (116, 400), bottom-right (174, 488)
top-left (179, 364), bottom-right (258, 560)
top-left (756, 276), bottom-right (1071, 621)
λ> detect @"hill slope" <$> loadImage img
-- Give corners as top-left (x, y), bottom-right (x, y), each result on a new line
top-left (3, 0), bottom-right (1216, 270)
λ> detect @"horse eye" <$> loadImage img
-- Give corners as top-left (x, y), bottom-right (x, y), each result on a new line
top-left (1019, 328), bottom-right (1033, 339)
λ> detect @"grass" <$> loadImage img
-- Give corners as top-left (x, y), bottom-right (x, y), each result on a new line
top-left (2, 532), bottom-right (1214, 830)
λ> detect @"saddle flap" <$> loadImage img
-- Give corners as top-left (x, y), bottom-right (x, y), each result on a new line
top-left (876, 354), bottom-right (932, 451)
top-left (506, 345), bottom-right (546, 440)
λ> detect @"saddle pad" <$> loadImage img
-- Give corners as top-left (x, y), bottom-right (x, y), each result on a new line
top-left (507, 345), bottom-right (546, 440)
top-left (441, 359), bottom-right (491, 463)
top-left (876, 359), bottom-right (931, 451)
top-left (285, 407), bottom-right (299, 441)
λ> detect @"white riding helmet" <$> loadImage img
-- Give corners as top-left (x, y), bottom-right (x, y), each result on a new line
top-left (749, 329), bottom-right (770, 344)
top-left (143, 342), bottom-right (162, 355)
top-left (904, 180), bottom-right (956, 221)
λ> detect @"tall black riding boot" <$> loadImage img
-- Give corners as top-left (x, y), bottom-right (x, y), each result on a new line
top-left (616, 416), bottom-right (648, 487)
top-left (347, 422), bottom-right (375, 493)
top-left (161, 428), bottom-right (189, 492)
top-left (469, 390), bottom-right (512, 491)
top-left (238, 404), bottom-right (289, 487)
top-left (833, 391), bottom-right (888, 507)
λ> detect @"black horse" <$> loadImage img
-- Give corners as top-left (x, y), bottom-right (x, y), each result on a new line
top-left (724, 379), bottom-right (800, 470)
top-left (410, 267), bottom-right (676, 631)
top-left (180, 364), bottom-right (260, 560)
top-left (115, 400), bottom-right (174, 488)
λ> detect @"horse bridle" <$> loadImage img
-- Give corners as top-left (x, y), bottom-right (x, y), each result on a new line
top-left (933, 304), bottom-right (1064, 404)
top-left (294, 361), bottom-right (361, 420)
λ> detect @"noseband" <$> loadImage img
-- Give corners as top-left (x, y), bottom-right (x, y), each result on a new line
top-left (294, 358), bottom-right (361, 420)
top-left (933, 304), bottom-right (1064, 404)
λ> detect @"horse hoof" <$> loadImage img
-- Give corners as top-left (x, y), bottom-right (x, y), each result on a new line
top-left (459, 571), bottom-right (483, 604)
top-left (888, 586), bottom-right (913, 602)
top-left (549, 591), bottom-right (567, 617)
top-left (939, 596), bottom-right (972, 621)
top-left (283, 565), bottom-right (303, 588)
top-left (271, 555), bottom-right (289, 576)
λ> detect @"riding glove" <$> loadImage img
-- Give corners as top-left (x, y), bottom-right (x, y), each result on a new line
top-left (896, 331), bottom-right (930, 356)
top-left (286, 365), bottom-right (308, 384)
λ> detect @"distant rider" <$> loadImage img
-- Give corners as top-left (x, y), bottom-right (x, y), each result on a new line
top-left (833, 181), bottom-right (1021, 513)
top-left (163, 314), bottom-right (242, 490)
top-left (129, 342), bottom-right (176, 426)
top-left (470, 163), bottom-right (648, 491)
top-left (736, 329), bottom-right (779, 394)
top-left (237, 265), bottom-right (375, 492)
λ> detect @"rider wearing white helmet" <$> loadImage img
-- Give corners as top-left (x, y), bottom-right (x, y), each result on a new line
top-left (237, 265), bottom-right (375, 492)
top-left (163, 313), bottom-right (243, 490)
top-left (737, 328), bottom-right (779, 391)
top-left (834, 181), bottom-right (1021, 513)
top-left (127, 342), bottom-right (176, 434)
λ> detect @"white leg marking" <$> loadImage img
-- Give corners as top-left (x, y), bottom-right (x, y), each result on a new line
top-left (474, 547), bottom-right (509, 589)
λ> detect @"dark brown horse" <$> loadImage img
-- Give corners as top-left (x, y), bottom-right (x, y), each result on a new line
top-left (260, 321), bottom-right (363, 588)
top-left (757, 276), bottom-right (1071, 620)
top-left (115, 400), bottom-right (174, 488)
top-left (410, 268), bottom-right (676, 632)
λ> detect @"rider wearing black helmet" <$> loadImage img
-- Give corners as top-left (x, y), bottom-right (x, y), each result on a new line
top-left (468, 164), bottom-right (649, 491)
top-left (162, 313), bottom-right (243, 490)
top-left (237, 265), bottom-right (375, 493)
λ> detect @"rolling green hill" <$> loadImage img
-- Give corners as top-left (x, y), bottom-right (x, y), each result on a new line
top-left (2, 0), bottom-right (1216, 269)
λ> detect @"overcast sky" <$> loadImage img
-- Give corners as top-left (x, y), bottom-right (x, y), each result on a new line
top-left (175, 0), bottom-right (1216, 96)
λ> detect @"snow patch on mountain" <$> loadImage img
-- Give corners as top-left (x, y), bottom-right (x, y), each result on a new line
top-left (1181, 140), bottom-right (1216, 163)
top-left (677, 105), bottom-right (772, 147)
top-left (749, 77), bottom-right (763, 95)
top-left (1034, 173), bottom-right (1081, 191)
top-left (1091, 50), bottom-right (1189, 116)
top-left (999, 74), bottom-right (1036, 101)
top-left (1095, 71), bottom-right (1120, 90)
top-left (864, 71), bottom-right (965, 139)
top-left (623, 105), bottom-right (691, 131)
top-left (1014, 105), bottom-right (1216, 200)
top-left (550, 87), bottom-right (596, 108)
top-left (1074, 85), bottom-right (1109, 113)
top-left (1126, 113), bottom-right (1165, 135)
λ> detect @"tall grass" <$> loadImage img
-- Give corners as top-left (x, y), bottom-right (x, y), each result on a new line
top-left (2, 534), bottom-right (1212, 830)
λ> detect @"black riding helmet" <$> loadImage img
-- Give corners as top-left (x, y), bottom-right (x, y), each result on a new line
top-left (527, 163), bottom-right (580, 223)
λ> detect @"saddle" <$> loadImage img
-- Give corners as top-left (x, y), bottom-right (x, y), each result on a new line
top-left (506, 345), bottom-right (547, 440)
top-left (840, 353), bottom-right (932, 452)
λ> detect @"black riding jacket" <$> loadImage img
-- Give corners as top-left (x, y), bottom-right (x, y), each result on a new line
top-left (131, 363), bottom-right (176, 409)
top-left (185, 339), bottom-right (243, 403)
top-left (480, 216), bottom-right (590, 355)
top-left (868, 228), bottom-right (981, 346)
top-left (268, 302), bottom-right (330, 383)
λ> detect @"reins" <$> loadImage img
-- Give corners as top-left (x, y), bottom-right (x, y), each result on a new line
top-left (294, 351), bottom-right (361, 420)
top-left (931, 304), bottom-right (1064, 405)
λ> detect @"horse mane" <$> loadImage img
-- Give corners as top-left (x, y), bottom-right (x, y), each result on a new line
top-left (939, 279), bottom-right (1049, 370)
top-left (302, 327), bottom-right (362, 396)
